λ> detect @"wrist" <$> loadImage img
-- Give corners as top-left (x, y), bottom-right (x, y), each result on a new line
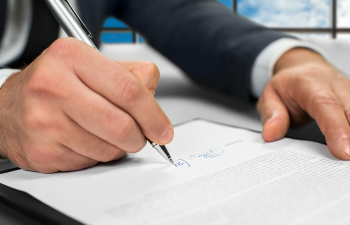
top-left (274, 48), bottom-right (331, 75)
top-left (0, 71), bottom-right (21, 158)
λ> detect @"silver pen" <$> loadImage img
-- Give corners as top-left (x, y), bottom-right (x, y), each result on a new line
top-left (45, 0), bottom-right (174, 164)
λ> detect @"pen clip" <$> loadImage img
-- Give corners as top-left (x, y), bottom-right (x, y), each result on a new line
top-left (64, 0), bottom-right (93, 39)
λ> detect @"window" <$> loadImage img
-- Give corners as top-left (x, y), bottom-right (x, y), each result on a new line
top-left (101, 18), bottom-right (136, 44)
top-left (236, 0), bottom-right (349, 39)
top-left (101, 0), bottom-right (349, 43)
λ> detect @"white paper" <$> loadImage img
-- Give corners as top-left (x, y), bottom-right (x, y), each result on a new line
top-left (1, 119), bottom-right (350, 225)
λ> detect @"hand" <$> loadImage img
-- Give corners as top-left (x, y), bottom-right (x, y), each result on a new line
top-left (0, 38), bottom-right (174, 173)
top-left (258, 48), bottom-right (350, 160)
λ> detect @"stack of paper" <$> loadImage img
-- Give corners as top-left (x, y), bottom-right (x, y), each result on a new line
top-left (1, 119), bottom-right (349, 225)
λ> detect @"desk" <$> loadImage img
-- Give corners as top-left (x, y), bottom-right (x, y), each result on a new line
top-left (1, 39), bottom-right (349, 224)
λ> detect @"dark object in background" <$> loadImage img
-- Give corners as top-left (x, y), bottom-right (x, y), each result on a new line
top-left (0, 183), bottom-right (83, 225)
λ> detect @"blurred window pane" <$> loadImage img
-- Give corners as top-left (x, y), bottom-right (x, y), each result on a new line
top-left (102, 17), bottom-right (133, 44)
top-left (338, 0), bottom-right (350, 28)
top-left (237, 0), bottom-right (331, 28)
top-left (101, 32), bottom-right (133, 44)
top-left (218, 0), bottom-right (233, 9)
top-left (103, 17), bottom-right (128, 29)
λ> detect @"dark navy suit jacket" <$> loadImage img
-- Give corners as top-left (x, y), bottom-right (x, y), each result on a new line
top-left (0, 0), bottom-right (289, 101)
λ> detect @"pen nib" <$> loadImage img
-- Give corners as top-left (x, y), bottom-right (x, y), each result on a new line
top-left (169, 158), bottom-right (174, 164)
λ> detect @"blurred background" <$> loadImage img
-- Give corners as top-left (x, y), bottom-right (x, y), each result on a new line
top-left (101, 0), bottom-right (350, 44)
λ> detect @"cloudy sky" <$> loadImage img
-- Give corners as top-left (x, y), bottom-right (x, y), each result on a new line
top-left (219, 0), bottom-right (350, 28)
top-left (338, 0), bottom-right (350, 28)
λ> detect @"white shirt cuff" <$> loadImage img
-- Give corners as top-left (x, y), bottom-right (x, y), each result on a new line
top-left (0, 69), bottom-right (20, 89)
top-left (250, 38), bottom-right (329, 98)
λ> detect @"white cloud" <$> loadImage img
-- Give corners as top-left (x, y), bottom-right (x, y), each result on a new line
top-left (338, 0), bottom-right (350, 28)
top-left (238, 0), bottom-right (331, 28)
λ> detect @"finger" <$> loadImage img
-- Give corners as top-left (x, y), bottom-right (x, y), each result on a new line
top-left (24, 142), bottom-right (98, 173)
top-left (117, 61), bottom-right (160, 95)
top-left (303, 88), bottom-right (350, 160)
top-left (58, 75), bottom-right (147, 153)
top-left (54, 145), bottom-right (99, 172)
top-left (46, 38), bottom-right (173, 145)
top-left (257, 83), bottom-right (290, 142)
top-left (59, 115), bottom-right (127, 162)
top-left (330, 75), bottom-right (350, 125)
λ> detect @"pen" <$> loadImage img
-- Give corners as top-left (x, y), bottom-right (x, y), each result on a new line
top-left (45, 0), bottom-right (174, 164)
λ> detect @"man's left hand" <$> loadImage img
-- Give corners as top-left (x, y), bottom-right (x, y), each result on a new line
top-left (258, 48), bottom-right (350, 160)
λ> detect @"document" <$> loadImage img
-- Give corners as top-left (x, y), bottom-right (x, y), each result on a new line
top-left (1, 119), bottom-right (350, 225)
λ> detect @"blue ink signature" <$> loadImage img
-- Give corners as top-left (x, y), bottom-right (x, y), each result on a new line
top-left (174, 149), bottom-right (225, 168)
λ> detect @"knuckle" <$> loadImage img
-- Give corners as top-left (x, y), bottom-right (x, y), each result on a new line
top-left (99, 145), bottom-right (121, 162)
top-left (25, 68), bottom-right (51, 94)
top-left (304, 66), bottom-right (322, 75)
top-left (47, 38), bottom-right (78, 60)
top-left (144, 61), bottom-right (160, 80)
top-left (312, 91), bottom-right (341, 108)
top-left (295, 72), bottom-right (316, 87)
top-left (113, 118), bottom-right (136, 144)
top-left (22, 109), bottom-right (51, 133)
top-left (24, 66), bottom-right (68, 100)
top-left (25, 145), bottom-right (57, 165)
top-left (119, 77), bottom-right (142, 104)
top-left (130, 139), bottom-right (147, 153)
top-left (294, 65), bottom-right (323, 80)
top-left (310, 92), bottom-right (341, 122)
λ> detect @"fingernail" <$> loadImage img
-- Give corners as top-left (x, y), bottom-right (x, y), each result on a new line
top-left (264, 116), bottom-right (273, 125)
top-left (149, 90), bottom-right (155, 96)
top-left (342, 140), bottom-right (350, 156)
top-left (264, 111), bottom-right (277, 125)
top-left (158, 128), bottom-right (173, 144)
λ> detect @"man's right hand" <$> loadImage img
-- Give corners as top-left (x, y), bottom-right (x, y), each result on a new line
top-left (0, 38), bottom-right (174, 173)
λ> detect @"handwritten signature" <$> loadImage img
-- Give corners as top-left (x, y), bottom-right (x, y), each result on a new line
top-left (174, 149), bottom-right (225, 168)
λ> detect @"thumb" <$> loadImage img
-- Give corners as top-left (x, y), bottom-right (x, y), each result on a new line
top-left (257, 84), bottom-right (290, 142)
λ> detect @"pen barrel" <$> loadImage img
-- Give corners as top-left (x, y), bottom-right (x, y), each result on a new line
top-left (45, 0), bottom-right (97, 49)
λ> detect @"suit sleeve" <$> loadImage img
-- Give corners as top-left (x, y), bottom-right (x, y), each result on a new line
top-left (101, 0), bottom-right (292, 101)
